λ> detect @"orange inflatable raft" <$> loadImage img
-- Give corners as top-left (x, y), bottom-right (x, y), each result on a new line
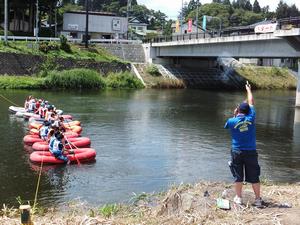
top-left (30, 148), bottom-right (96, 164)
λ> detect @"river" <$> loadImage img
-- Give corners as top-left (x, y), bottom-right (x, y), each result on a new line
top-left (0, 89), bottom-right (299, 207)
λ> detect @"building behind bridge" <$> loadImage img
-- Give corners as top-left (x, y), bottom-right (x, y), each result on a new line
top-left (62, 11), bottom-right (128, 40)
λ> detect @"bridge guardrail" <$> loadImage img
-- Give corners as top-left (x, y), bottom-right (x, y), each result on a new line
top-left (144, 16), bottom-right (300, 44)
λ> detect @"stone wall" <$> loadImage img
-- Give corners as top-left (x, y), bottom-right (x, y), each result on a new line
top-left (98, 44), bottom-right (145, 63)
top-left (0, 52), bottom-right (131, 76)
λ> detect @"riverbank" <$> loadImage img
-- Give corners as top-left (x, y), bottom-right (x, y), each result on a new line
top-left (1, 182), bottom-right (299, 224)
top-left (0, 69), bottom-right (144, 89)
top-left (236, 66), bottom-right (297, 89)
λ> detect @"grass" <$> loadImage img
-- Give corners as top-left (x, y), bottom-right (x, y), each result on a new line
top-left (0, 69), bottom-right (144, 90)
top-left (0, 76), bottom-right (44, 89)
top-left (0, 41), bottom-right (122, 63)
top-left (135, 64), bottom-right (186, 89)
top-left (99, 204), bottom-right (120, 218)
top-left (105, 71), bottom-right (145, 89)
top-left (236, 66), bottom-right (297, 89)
top-left (44, 69), bottom-right (106, 89)
top-left (2, 182), bottom-right (300, 224)
top-left (151, 77), bottom-right (186, 89)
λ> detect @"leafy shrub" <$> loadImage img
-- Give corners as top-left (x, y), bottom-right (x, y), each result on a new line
top-left (44, 68), bottom-right (106, 89)
top-left (105, 72), bottom-right (144, 89)
top-left (146, 65), bottom-right (161, 76)
top-left (39, 41), bottom-right (59, 53)
top-left (38, 57), bottom-right (58, 77)
top-left (60, 35), bottom-right (72, 53)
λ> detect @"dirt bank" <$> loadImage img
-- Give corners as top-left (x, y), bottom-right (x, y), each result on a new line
top-left (1, 182), bottom-right (300, 225)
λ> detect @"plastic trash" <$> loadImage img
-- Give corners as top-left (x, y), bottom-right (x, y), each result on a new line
top-left (217, 198), bottom-right (230, 210)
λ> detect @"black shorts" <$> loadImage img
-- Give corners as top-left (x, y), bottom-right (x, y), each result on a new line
top-left (229, 150), bottom-right (260, 183)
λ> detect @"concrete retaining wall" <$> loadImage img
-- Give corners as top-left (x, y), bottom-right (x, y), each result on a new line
top-left (0, 52), bottom-right (130, 75)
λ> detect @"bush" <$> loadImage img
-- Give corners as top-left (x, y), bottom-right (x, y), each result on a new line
top-left (38, 57), bottom-right (58, 77)
top-left (146, 65), bottom-right (161, 76)
top-left (105, 72), bottom-right (144, 89)
top-left (39, 41), bottom-right (59, 53)
top-left (43, 68), bottom-right (106, 89)
top-left (60, 35), bottom-right (71, 53)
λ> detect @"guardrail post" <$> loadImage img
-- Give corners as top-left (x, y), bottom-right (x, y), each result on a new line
top-left (296, 60), bottom-right (300, 107)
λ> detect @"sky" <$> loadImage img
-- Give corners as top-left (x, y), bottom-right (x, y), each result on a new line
top-left (137, 0), bottom-right (300, 19)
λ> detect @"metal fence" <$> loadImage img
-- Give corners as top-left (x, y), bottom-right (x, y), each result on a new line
top-left (0, 36), bottom-right (142, 44)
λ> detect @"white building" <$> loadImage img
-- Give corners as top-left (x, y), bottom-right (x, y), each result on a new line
top-left (128, 17), bottom-right (148, 36)
top-left (62, 11), bottom-right (128, 40)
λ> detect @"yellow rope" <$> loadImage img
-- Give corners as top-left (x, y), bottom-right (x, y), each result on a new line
top-left (0, 94), bottom-right (21, 107)
top-left (33, 152), bottom-right (45, 212)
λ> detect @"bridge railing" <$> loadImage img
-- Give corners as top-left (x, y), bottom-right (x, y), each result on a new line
top-left (144, 16), bottom-right (300, 44)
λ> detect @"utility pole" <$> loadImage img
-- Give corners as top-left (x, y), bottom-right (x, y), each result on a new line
top-left (85, 0), bottom-right (89, 48)
top-left (55, 8), bottom-right (57, 37)
top-left (35, 0), bottom-right (39, 43)
top-left (180, 0), bottom-right (183, 35)
top-left (4, 0), bottom-right (8, 44)
top-left (127, 0), bottom-right (131, 40)
top-left (196, 0), bottom-right (199, 37)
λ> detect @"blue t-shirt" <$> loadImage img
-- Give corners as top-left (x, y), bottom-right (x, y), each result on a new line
top-left (224, 106), bottom-right (256, 150)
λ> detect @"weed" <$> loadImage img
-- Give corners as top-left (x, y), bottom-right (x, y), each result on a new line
top-left (99, 204), bottom-right (119, 218)
top-left (146, 65), bottom-right (161, 76)
top-left (1, 204), bottom-right (18, 217)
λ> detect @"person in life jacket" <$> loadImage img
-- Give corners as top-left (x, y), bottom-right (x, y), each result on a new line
top-left (27, 98), bottom-right (36, 113)
top-left (49, 132), bottom-right (69, 163)
top-left (39, 121), bottom-right (51, 141)
top-left (24, 96), bottom-right (33, 110)
top-left (38, 103), bottom-right (47, 118)
top-left (45, 105), bottom-right (54, 121)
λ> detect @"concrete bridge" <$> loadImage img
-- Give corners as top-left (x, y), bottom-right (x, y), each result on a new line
top-left (144, 28), bottom-right (300, 107)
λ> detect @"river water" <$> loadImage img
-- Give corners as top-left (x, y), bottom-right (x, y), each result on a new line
top-left (0, 89), bottom-right (299, 207)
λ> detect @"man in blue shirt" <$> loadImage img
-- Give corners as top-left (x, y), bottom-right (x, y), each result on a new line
top-left (224, 82), bottom-right (262, 207)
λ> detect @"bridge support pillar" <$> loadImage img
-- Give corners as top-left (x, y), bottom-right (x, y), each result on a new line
top-left (296, 60), bottom-right (300, 107)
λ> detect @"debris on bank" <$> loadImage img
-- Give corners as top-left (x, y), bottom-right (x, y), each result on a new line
top-left (1, 182), bottom-right (300, 225)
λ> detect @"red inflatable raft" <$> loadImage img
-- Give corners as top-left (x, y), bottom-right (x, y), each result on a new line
top-left (32, 137), bottom-right (91, 151)
top-left (23, 132), bottom-right (79, 146)
top-left (30, 148), bottom-right (96, 164)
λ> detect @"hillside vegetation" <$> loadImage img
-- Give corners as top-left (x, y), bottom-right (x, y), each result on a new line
top-left (0, 41), bottom-right (121, 63)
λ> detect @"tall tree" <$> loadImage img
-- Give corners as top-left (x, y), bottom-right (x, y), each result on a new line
top-left (288, 4), bottom-right (300, 17)
top-left (223, 0), bottom-right (231, 6)
top-left (244, 0), bottom-right (252, 11)
top-left (276, 0), bottom-right (289, 18)
top-left (252, 0), bottom-right (261, 13)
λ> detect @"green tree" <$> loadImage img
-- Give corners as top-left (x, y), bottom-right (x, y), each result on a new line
top-left (199, 3), bottom-right (231, 28)
top-left (288, 4), bottom-right (300, 17)
top-left (244, 0), bottom-right (252, 11)
top-left (223, 0), bottom-right (231, 6)
top-left (252, 0), bottom-right (261, 13)
top-left (276, 0), bottom-right (289, 18)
